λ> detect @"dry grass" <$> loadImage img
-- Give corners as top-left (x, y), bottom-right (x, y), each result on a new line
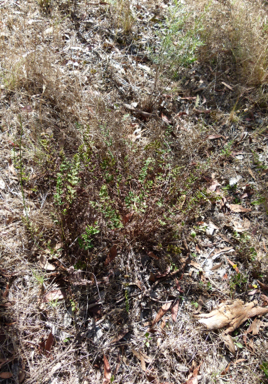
top-left (109, 0), bottom-right (136, 35)
top-left (158, 0), bottom-right (268, 92)
top-left (1, 0), bottom-right (268, 383)
top-left (198, 0), bottom-right (268, 86)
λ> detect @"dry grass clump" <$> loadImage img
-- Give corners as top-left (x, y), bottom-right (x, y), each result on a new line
top-left (197, 0), bottom-right (268, 86)
top-left (160, 0), bottom-right (268, 88)
top-left (108, 0), bottom-right (136, 35)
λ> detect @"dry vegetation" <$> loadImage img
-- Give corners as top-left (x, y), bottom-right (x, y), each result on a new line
top-left (1, 0), bottom-right (268, 383)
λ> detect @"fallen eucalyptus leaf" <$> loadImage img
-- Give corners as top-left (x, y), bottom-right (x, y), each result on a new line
top-left (221, 333), bottom-right (236, 354)
top-left (194, 299), bottom-right (268, 333)
top-left (151, 302), bottom-right (172, 326)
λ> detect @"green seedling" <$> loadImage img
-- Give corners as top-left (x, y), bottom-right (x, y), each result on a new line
top-left (49, 299), bottom-right (59, 309)
top-left (144, 332), bottom-right (152, 347)
top-left (78, 224), bottom-right (100, 250)
top-left (32, 270), bottom-right (45, 286)
top-left (221, 140), bottom-right (234, 158)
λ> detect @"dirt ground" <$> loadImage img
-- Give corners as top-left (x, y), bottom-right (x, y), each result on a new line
top-left (1, 0), bottom-right (268, 383)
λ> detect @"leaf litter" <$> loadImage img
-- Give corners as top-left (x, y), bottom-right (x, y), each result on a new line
top-left (0, 0), bottom-right (268, 383)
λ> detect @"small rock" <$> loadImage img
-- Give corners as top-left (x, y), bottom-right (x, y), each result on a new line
top-left (229, 175), bottom-right (242, 186)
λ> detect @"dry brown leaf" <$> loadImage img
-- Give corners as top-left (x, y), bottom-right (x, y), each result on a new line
top-left (248, 168), bottom-right (256, 180)
top-left (149, 272), bottom-right (156, 283)
top-left (43, 289), bottom-right (65, 303)
top-left (221, 334), bottom-right (235, 354)
top-left (208, 134), bottom-right (225, 140)
top-left (229, 204), bottom-right (251, 213)
top-left (190, 261), bottom-right (203, 271)
top-left (207, 179), bottom-right (221, 192)
top-left (151, 302), bottom-right (172, 326)
top-left (104, 245), bottom-right (117, 266)
top-left (174, 278), bottom-right (183, 292)
top-left (193, 108), bottom-right (210, 114)
top-left (122, 212), bottom-right (133, 226)
top-left (3, 283), bottom-right (9, 299)
top-left (132, 349), bottom-right (151, 371)
top-left (248, 289), bottom-right (260, 295)
top-left (103, 355), bottom-right (111, 383)
top-left (171, 302), bottom-right (179, 322)
top-left (221, 362), bottom-right (231, 375)
top-left (8, 163), bottom-right (17, 176)
top-left (211, 262), bottom-right (223, 271)
top-left (183, 364), bottom-right (201, 384)
top-left (261, 294), bottom-right (268, 305)
top-left (148, 251), bottom-right (159, 260)
top-left (39, 255), bottom-right (56, 270)
top-left (258, 280), bottom-right (268, 291)
top-left (247, 318), bottom-right (261, 336)
top-left (161, 113), bottom-right (171, 124)
top-left (18, 370), bottom-right (26, 383)
top-left (45, 332), bottom-right (54, 352)
top-left (231, 217), bottom-right (251, 232)
top-left (111, 330), bottom-right (128, 344)
top-left (219, 233), bottom-right (232, 243)
top-left (234, 358), bottom-right (247, 365)
top-left (0, 372), bottom-right (13, 379)
top-left (155, 267), bottom-right (170, 279)
top-left (195, 300), bottom-right (268, 333)
top-left (146, 369), bottom-right (158, 383)
top-left (248, 338), bottom-right (255, 352)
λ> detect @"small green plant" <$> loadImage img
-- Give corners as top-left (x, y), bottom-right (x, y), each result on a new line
top-left (260, 362), bottom-right (268, 377)
top-left (167, 244), bottom-right (181, 254)
top-left (252, 150), bottom-right (268, 171)
top-left (144, 332), bottom-right (152, 348)
top-left (191, 301), bottom-right (199, 309)
top-left (222, 184), bottom-right (237, 192)
top-left (49, 299), bottom-right (59, 309)
top-left (170, 262), bottom-right (178, 272)
top-left (74, 260), bottom-right (87, 270)
top-left (234, 339), bottom-right (243, 349)
top-left (92, 185), bottom-right (123, 229)
top-left (124, 287), bottom-right (130, 313)
top-left (152, 0), bottom-right (205, 75)
top-left (70, 299), bottom-right (78, 314)
top-left (54, 154), bottom-right (80, 212)
top-left (252, 196), bottom-right (266, 206)
top-left (32, 270), bottom-right (45, 286)
top-left (221, 140), bottom-right (234, 158)
top-left (229, 273), bottom-right (247, 293)
top-left (78, 224), bottom-right (100, 250)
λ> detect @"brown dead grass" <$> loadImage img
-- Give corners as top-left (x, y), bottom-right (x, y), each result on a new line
top-left (198, 0), bottom-right (268, 87)
top-left (1, 1), bottom-right (268, 383)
